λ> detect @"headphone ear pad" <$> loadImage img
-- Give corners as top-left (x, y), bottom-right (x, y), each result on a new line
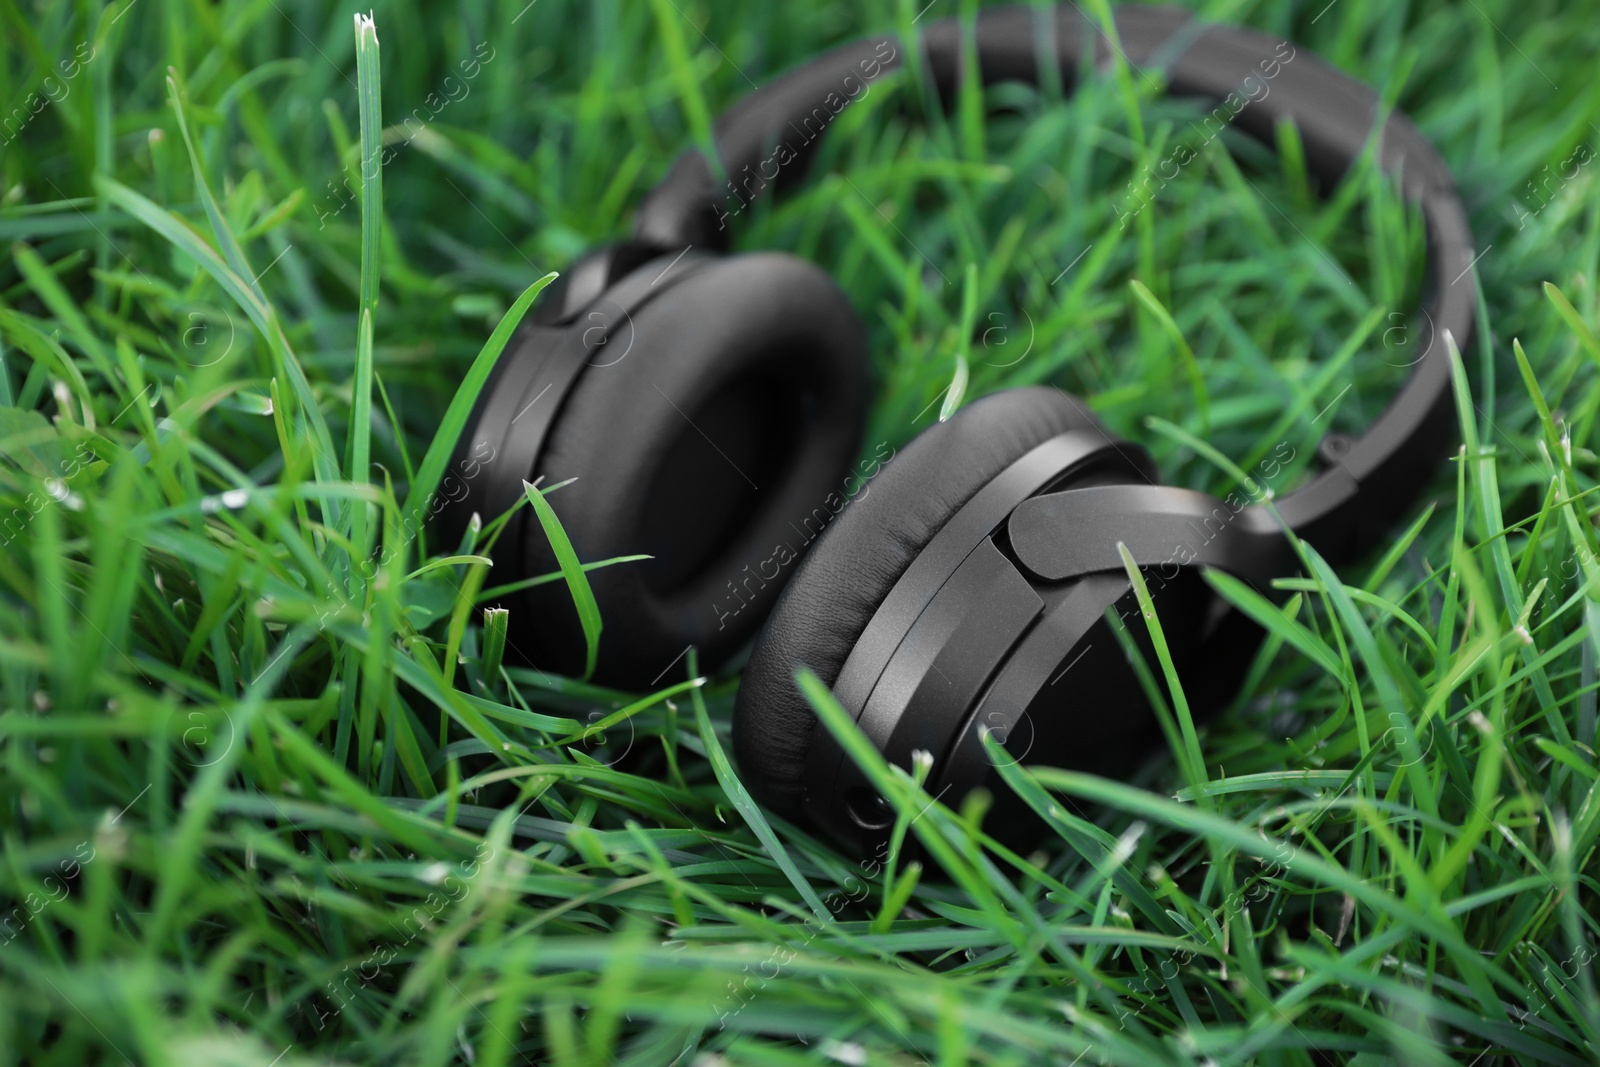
top-left (508, 251), bottom-right (869, 688)
top-left (733, 387), bottom-right (1107, 819)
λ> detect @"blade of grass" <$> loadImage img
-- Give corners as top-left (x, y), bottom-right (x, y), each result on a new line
top-left (399, 273), bottom-right (556, 542)
top-left (349, 12), bottom-right (383, 570)
top-left (687, 650), bottom-right (829, 922)
top-left (522, 479), bottom-right (601, 681)
top-left (1129, 279), bottom-right (1210, 433)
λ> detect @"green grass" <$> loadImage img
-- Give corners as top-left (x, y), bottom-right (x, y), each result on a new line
top-left (1, 0), bottom-right (1598, 1063)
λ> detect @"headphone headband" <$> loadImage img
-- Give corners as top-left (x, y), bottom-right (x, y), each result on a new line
top-left (633, 3), bottom-right (1477, 563)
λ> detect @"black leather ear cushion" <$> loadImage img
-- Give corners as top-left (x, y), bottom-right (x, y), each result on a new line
top-left (733, 386), bottom-right (1105, 818)
top-left (509, 251), bottom-right (868, 689)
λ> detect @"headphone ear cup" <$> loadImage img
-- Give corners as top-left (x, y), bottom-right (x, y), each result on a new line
top-left (733, 387), bottom-right (1108, 819)
top-left (506, 251), bottom-right (869, 688)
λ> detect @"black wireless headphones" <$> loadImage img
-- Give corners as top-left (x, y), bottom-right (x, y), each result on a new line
top-left (445, 4), bottom-right (1476, 857)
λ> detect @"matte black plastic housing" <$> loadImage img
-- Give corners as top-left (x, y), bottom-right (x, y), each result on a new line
top-left (804, 432), bottom-right (1319, 858)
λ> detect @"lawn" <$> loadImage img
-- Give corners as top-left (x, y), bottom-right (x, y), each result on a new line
top-left (1, 0), bottom-right (1598, 1064)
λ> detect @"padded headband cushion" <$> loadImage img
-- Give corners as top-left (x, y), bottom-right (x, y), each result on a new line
top-left (637, 3), bottom-right (1477, 564)
top-left (510, 251), bottom-right (868, 689)
top-left (733, 386), bottom-right (1104, 817)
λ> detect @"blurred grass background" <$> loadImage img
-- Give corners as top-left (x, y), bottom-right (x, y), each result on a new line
top-left (1, 0), bottom-right (1598, 1063)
